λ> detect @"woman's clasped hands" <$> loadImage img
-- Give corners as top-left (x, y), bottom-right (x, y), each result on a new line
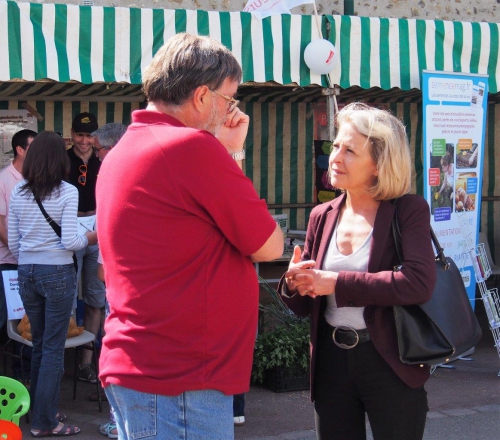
top-left (285, 246), bottom-right (337, 298)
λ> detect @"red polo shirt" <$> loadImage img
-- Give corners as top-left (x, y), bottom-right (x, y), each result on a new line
top-left (97, 110), bottom-right (277, 396)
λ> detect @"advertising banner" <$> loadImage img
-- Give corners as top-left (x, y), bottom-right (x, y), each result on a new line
top-left (314, 140), bottom-right (337, 204)
top-left (422, 71), bottom-right (488, 309)
top-left (0, 110), bottom-right (38, 169)
top-left (2, 270), bottom-right (23, 320)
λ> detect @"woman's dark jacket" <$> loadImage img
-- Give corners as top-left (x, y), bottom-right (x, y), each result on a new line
top-left (279, 193), bottom-right (437, 401)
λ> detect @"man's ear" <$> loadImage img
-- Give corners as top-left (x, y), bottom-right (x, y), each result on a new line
top-left (15, 146), bottom-right (25, 157)
top-left (192, 85), bottom-right (211, 112)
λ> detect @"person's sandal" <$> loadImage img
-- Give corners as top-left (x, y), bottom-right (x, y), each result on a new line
top-left (31, 423), bottom-right (81, 437)
top-left (99, 422), bottom-right (118, 438)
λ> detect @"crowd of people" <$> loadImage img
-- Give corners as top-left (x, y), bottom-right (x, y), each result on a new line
top-left (0, 118), bottom-right (129, 436)
top-left (0, 32), bottom-right (436, 440)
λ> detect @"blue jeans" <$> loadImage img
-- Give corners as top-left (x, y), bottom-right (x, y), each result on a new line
top-left (75, 243), bottom-right (105, 309)
top-left (233, 393), bottom-right (245, 417)
top-left (105, 385), bottom-right (234, 439)
top-left (18, 264), bottom-right (76, 431)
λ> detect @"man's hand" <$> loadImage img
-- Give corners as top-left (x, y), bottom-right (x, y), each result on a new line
top-left (216, 108), bottom-right (250, 154)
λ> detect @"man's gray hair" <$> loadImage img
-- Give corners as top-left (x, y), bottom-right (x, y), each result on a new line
top-left (91, 123), bottom-right (127, 149)
top-left (142, 33), bottom-right (242, 106)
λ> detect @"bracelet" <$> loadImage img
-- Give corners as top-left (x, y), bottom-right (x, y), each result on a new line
top-left (230, 150), bottom-right (245, 161)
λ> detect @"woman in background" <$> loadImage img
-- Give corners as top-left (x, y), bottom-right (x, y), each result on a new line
top-left (280, 103), bottom-right (436, 440)
top-left (9, 131), bottom-right (97, 437)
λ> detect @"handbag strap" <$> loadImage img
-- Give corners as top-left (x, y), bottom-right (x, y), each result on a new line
top-left (391, 198), bottom-right (449, 269)
top-left (35, 198), bottom-right (62, 237)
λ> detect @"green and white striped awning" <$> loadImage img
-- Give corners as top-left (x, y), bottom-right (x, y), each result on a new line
top-left (0, 0), bottom-right (324, 87)
top-left (1, 0), bottom-right (499, 93)
top-left (326, 15), bottom-right (500, 93)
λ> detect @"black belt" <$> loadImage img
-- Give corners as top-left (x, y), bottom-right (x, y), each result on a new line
top-left (321, 321), bottom-right (370, 349)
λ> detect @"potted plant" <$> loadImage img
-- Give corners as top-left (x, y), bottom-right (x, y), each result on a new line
top-left (252, 277), bottom-right (310, 392)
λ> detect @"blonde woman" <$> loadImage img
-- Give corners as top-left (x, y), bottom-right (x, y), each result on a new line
top-left (280, 103), bottom-right (436, 440)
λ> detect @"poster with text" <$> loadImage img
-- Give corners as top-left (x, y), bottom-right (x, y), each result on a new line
top-left (422, 71), bottom-right (488, 309)
top-left (314, 140), bottom-right (337, 204)
top-left (0, 110), bottom-right (38, 169)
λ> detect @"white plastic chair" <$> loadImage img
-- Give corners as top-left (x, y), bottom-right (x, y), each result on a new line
top-left (2, 318), bottom-right (102, 413)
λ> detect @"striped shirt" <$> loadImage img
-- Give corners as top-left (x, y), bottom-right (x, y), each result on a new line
top-left (8, 180), bottom-right (88, 265)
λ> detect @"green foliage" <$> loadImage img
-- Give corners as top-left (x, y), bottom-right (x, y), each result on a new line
top-left (257, 276), bottom-right (299, 327)
top-left (252, 276), bottom-right (310, 384)
top-left (252, 311), bottom-right (310, 384)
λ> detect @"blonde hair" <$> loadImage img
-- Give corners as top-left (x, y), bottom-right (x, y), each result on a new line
top-left (335, 102), bottom-right (411, 200)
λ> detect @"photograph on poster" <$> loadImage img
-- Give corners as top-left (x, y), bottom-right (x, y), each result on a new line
top-left (470, 81), bottom-right (485, 109)
top-left (429, 142), bottom-right (454, 217)
top-left (456, 138), bottom-right (478, 168)
top-left (455, 172), bottom-right (477, 213)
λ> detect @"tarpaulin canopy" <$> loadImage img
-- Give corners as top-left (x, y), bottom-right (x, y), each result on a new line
top-left (1, 0), bottom-right (499, 93)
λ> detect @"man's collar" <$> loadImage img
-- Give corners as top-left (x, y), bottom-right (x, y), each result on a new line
top-left (11, 158), bottom-right (23, 174)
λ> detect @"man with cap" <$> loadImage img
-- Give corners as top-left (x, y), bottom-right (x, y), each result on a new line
top-left (68, 112), bottom-right (105, 384)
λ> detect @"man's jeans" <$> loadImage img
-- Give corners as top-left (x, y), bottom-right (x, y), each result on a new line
top-left (105, 384), bottom-right (234, 439)
top-left (75, 243), bottom-right (105, 310)
top-left (233, 393), bottom-right (245, 417)
top-left (18, 264), bottom-right (76, 431)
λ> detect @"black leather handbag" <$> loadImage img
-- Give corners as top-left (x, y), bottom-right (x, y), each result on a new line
top-left (392, 203), bottom-right (482, 366)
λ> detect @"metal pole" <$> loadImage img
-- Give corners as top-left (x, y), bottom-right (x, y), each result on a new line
top-left (322, 88), bottom-right (339, 141)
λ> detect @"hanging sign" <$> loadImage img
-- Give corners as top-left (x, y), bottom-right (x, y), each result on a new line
top-left (422, 71), bottom-right (488, 309)
top-left (314, 140), bottom-right (336, 204)
top-left (0, 110), bottom-right (38, 169)
top-left (2, 270), bottom-right (24, 320)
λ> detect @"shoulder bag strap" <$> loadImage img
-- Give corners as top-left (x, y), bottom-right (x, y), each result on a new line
top-left (391, 197), bottom-right (449, 269)
top-left (35, 197), bottom-right (79, 272)
top-left (391, 198), bottom-right (404, 268)
top-left (35, 198), bottom-right (62, 237)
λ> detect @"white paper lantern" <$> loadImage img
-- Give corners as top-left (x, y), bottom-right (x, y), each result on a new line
top-left (304, 39), bottom-right (337, 75)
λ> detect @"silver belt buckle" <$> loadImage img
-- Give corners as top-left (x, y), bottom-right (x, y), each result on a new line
top-left (332, 325), bottom-right (359, 349)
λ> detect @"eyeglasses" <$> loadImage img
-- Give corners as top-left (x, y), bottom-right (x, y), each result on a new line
top-left (78, 164), bottom-right (87, 186)
top-left (209, 89), bottom-right (240, 113)
top-left (92, 145), bottom-right (106, 154)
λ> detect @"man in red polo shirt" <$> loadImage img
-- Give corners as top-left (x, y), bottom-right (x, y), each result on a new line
top-left (96, 33), bottom-right (284, 439)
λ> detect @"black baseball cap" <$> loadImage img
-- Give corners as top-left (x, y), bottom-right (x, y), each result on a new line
top-left (72, 112), bottom-right (98, 134)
